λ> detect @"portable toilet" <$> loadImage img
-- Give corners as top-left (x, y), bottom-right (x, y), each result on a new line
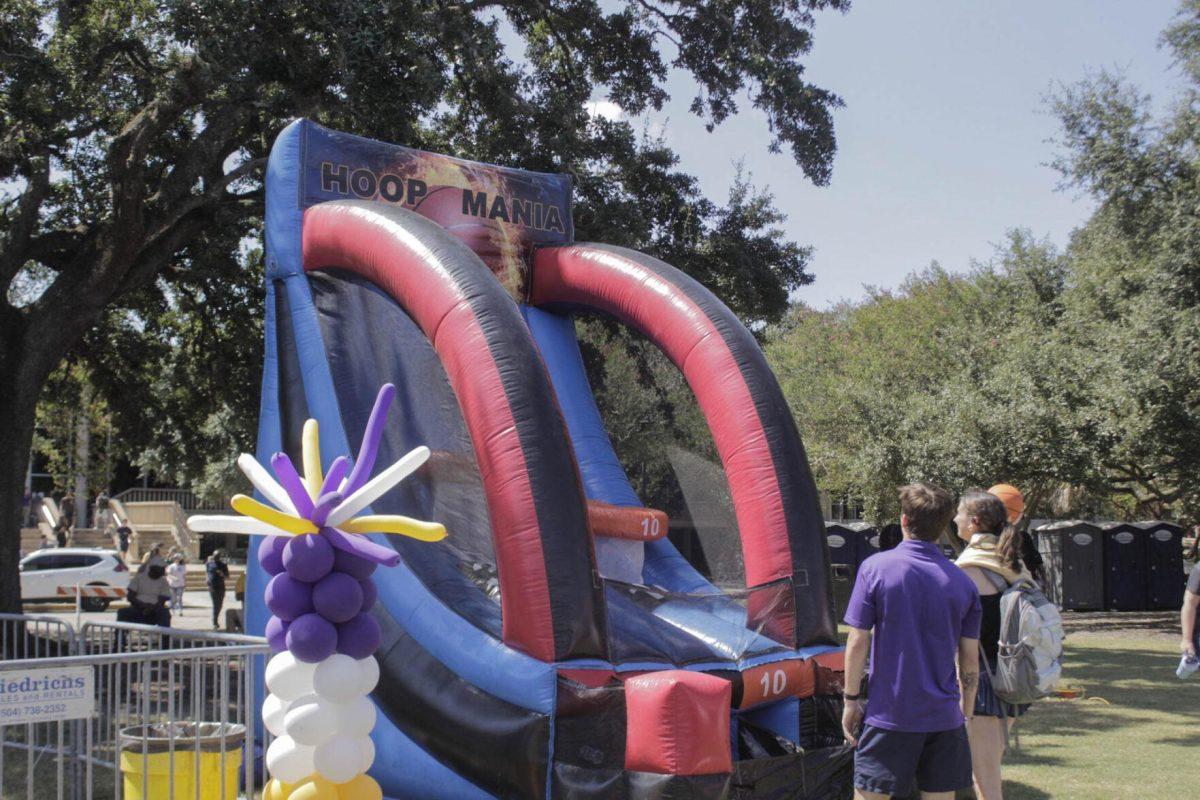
top-left (1035, 521), bottom-right (1103, 610)
top-left (1132, 521), bottom-right (1185, 609)
top-left (825, 521), bottom-right (875, 570)
top-left (1100, 522), bottom-right (1148, 611)
top-left (825, 521), bottom-right (874, 619)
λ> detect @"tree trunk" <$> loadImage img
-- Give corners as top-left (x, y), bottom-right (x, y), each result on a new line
top-left (0, 368), bottom-right (41, 615)
top-left (74, 384), bottom-right (91, 527)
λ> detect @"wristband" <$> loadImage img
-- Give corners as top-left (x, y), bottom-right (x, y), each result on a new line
top-left (843, 692), bottom-right (861, 701)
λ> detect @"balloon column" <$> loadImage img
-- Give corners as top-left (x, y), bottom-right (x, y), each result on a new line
top-left (189, 384), bottom-right (445, 800)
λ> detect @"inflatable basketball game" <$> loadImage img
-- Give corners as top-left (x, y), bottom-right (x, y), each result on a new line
top-left (248, 119), bottom-right (851, 799)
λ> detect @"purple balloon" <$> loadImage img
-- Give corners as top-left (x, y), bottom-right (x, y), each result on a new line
top-left (332, 547), bottom-right (376, 581)
top-left (265, 616), bottom-right (290, 652)
top-left (312, 572), bottom-right (364, 624)
top-left (284, 534), bottom-right (334, 583)
top-left (257, 535), bottom-right (288, 576)
top-left (359, 579), bottom-right (378, 612)
top-left (336, 612), bottom-right (381, 659)
top-left (287, 613), bottom-right (338, 663)
top-left (342, 384), bottom-right (396, 495)
top-left (265, 573), bottom-right (314, 621)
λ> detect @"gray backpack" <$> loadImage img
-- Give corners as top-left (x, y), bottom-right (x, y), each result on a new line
top-left (982, 570), bottom-right (1065, 705)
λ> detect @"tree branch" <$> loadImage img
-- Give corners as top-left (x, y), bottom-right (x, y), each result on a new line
top-left (0, 155), bottom-right (51, 292)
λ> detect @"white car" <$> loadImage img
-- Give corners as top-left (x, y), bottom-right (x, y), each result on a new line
top-left (19, 548), bottom-right (130, 611)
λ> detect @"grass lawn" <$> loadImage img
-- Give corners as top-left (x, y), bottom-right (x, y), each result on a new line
top-left (1001, 619), bottom-right (1199, 799)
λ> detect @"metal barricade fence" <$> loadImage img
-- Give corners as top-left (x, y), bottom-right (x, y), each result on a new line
top-left (0, 614), bottom-right (270, 800)
top-left (77, 621), bottom-right (267, 657)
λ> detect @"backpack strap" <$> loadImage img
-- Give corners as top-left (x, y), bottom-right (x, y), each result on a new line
top-left (981, 568), bottom-right (1009, 593)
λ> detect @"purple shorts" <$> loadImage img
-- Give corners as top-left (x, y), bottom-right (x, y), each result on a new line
top-left (853, 723), bottom-right (972, 796)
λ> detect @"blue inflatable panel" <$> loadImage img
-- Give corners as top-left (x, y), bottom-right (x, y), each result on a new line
top-left (741, 698), bottom-right (801, 745)
top-left (375, 723), bottom-right (495, 800)
top-left (520, 306), bottom-right (640, 507)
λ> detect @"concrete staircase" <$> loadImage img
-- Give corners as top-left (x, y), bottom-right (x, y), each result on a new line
top-left (67, 527), bottom-right (116, 549)
top-left (119, 500), bottom-right (199, 559)
top-left (183, 563), bottom-right (245, 591)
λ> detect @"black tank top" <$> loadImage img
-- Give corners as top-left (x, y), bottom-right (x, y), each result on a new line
top-left (979, 593), bottom-right (1001, 667)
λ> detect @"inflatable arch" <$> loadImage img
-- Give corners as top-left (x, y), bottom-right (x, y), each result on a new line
top-left (251, 119), bottom-right (849, 799)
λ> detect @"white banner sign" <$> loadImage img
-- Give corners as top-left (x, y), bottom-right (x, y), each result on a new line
top-left (0, 667), bottom-right (94, 724)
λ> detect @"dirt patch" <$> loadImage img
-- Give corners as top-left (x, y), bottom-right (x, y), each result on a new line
top-left (1059, 610), bottom-right (1179, 641)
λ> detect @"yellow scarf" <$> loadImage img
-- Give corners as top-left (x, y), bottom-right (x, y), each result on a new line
top-left (955, 532), bottom-right (1026, 584)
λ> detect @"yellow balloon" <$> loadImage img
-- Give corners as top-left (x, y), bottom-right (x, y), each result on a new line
top-left (231, 494), bottom-right (316, 535)
top-left (337, 774), bottom-right (383, 800)
top-left (339, 514), bottom-right (447, 542)
top-left (265, 779), bottom-right (294, 800)
top-left (288, 775), bottom-right (339, 800)
top-left (302, 419), bottom-right (323, 501)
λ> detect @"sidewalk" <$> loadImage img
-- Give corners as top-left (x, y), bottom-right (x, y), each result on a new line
top-left (23, 588), bottom-right (243, 631)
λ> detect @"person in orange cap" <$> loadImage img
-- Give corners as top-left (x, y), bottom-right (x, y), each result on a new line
top-left (987, 483), bottom-right (1044, 584)
top-left (987, 484), bottom-right (1024, 525)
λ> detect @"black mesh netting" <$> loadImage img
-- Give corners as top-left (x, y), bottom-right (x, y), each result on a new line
top-left (310, 269), bottom-right (502, 636)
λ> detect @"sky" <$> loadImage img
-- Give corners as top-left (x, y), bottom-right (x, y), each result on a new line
top-left (617, 1), bottom-right (1190, 308)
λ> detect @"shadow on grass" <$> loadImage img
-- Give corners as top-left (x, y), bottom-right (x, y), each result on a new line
top-left (1003, 780), bottom-right (1053, 800)
top-left (1004, 747), bottom-right (1067, 768)
top-left (1057, 640), bottom-right (1200, 723)
top-left (1152, 734), bottom-right (1200, 746)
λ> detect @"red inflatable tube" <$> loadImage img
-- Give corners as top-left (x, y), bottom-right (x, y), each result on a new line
top-left (587, 499), bottom-right (669, 541)
top-left (531, 244), bottom-right (792, 587)
top-left (532, 242), bottom-right (839, 649)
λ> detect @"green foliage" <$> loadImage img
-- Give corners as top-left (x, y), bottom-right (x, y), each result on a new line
top-left (768, 1), bottom-right (1200, 523)
top-left (33, 363), bottom-right (116, 495)
top-left (768, 233), bottom-right (1085, 522)
top-left (1, 0), bottom-right (846, 501)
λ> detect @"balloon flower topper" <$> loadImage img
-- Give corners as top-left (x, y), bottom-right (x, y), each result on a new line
top-left (189, 384), bottom-right (445, 800)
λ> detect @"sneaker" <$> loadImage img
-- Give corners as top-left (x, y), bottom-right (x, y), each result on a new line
top-left (1177, 654), bottom-right (1199, 679)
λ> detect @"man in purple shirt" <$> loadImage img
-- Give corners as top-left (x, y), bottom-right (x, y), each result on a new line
top-left (841, 483), bottom-right (981, 799)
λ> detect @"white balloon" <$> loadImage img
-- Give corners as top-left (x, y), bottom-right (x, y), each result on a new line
top-left (359, 735), bottom-right (376, 773)
top-left (337, 696), bottom-right (377, 738)
top-left (312, 654), bottom-right (362, 703)
top-left (357, 656), bottom-right (380, 694)
top-left (262, 693), bottom-right (291, 738)
top-left (313, 734), bottom-right (364, 784)
top-left (266, 735), bottom-right (315, 784)
top-left (265, 651), bottom-right (316, 702)
top-left (284, 693), bottom-right (341, 747)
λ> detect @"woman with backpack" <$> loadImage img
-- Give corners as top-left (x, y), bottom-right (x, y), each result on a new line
top-left (953, 490), bottom-right (1030, 800)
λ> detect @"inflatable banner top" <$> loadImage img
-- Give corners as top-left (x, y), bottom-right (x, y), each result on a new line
top-left (286, 120), bottom-right (572, 299)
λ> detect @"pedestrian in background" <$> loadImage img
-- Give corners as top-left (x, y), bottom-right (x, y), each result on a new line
top-left (1179, 565), bottom-right (1200, 679)
top-left (94, 490), bottom-right (110, 531)
top-left (141, 542), bottom-right (166, 569)
top-left (117, 525), bottom-right (131, 559)
top-left (206, 549), bottom-right (230, 630)
top-left (60, 491), bottom-right (75, 530)
top-left (166, 555), bottom-right (187, 613)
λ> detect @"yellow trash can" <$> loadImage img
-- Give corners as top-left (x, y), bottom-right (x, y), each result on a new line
top-left (119, 722), bottom-right (245, 800)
